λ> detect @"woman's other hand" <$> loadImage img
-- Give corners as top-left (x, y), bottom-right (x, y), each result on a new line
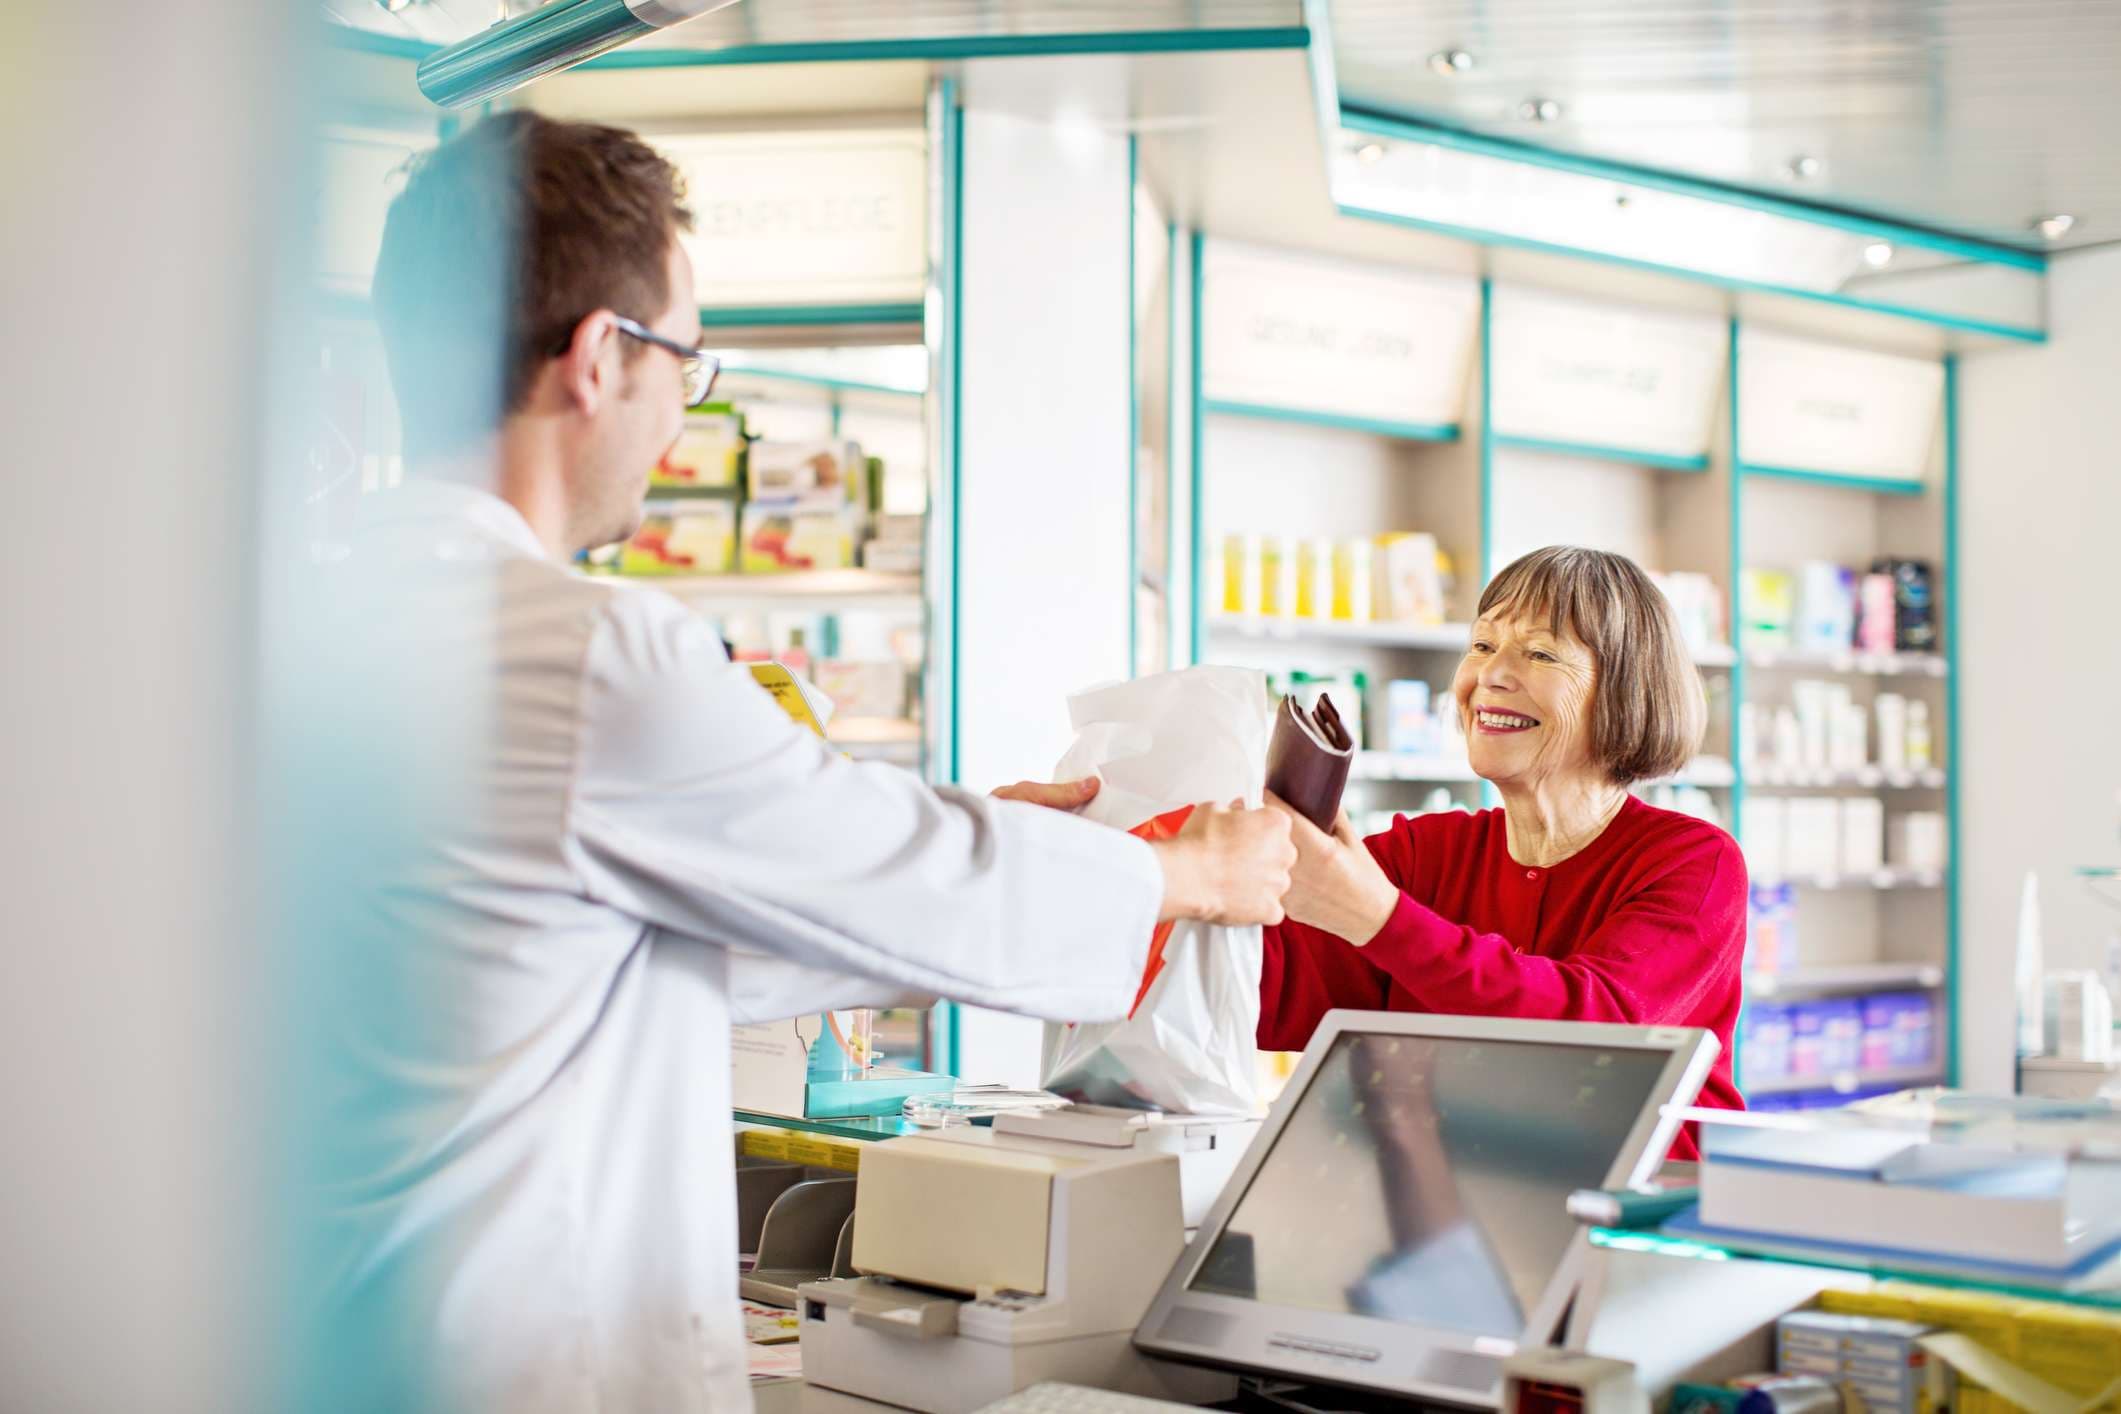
top-left (991, 776), bottom-right (1102, 812)
top-left (1265, 794), bottom-right (1400, 945)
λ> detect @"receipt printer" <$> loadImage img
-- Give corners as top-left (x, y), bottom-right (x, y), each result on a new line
top-left (988, 1104), bottom-right (1260, 1231)
top-left (797, 1127), bottom-right (1236, 1412)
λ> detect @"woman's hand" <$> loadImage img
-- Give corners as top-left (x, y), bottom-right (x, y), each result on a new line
top-left (1266, 795), bottom-right (1401, 945)
top-left (991, 776), bottom-right (1101, 812)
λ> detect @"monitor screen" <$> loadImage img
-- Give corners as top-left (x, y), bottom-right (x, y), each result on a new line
top-left (1185, 1030), bottom-right (1673, 1341)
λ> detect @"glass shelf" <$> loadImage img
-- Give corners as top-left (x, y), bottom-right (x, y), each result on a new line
top-left (735, 1110), bottom-right (923, 1142)
top-left (1589, 1226), bottom-right (2121, 1312)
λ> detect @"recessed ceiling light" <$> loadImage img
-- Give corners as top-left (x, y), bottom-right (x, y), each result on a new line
top-left (1863, 242), bottom-right (1894, 269)
top-left (1783, 154), bottom-right (1822, 182)
top-left (1517, 98), bottom-right (1563, 123)
top-left (1427, 50), bottom-right (1476, 76)
top-left (1354, 142), bottom-right (1387, 165)
top-left (2032, 213), bottom-right (2078, 241)
top-left (376, 0), bottom-right (420, 10)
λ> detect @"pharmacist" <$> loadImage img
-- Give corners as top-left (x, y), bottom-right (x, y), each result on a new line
top-left (295, 112), bottom-right (1296, 1414)
top-left (1261, 546), bottom-right (1748, 1150)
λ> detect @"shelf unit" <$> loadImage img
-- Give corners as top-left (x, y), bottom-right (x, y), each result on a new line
top-left (1176, 248), bottom-right (1964, 1098)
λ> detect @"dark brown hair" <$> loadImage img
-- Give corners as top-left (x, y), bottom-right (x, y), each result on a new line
top-left (371, 111), bottom-right (694, 458)
top-left (1477, 546), bottom-right (1707, 784)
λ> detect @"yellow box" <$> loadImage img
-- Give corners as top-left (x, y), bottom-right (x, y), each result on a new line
top-left (741, 1129), bottom-right (791, 1161)
top-left (1221, 533), bottom-right (1252, 615)
top-left (2012, 1302), bottom-right (2121, 1401)
top-left (1259, 536), bottom-right (1286, 618)
top-left (1896, 1287), bottom-right (2020, 1362)
top-left (820, 1142), bottom-right (863, 1175)
top-left (783, 1136), bottom-right (838, 1169)
top-left (1818, 1287), bottom-right (1925, 1323)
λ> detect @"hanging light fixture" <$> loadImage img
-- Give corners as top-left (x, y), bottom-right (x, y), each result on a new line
top-left (417, 0), bottom-right (744, 109)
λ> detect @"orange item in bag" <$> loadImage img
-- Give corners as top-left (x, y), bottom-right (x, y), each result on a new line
top-left (1126, 804), bottom-right (1196, 1018)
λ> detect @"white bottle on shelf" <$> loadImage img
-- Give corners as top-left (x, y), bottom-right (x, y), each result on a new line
top-left (1875, 694), bottom-right (1908, 772)
top-left (2017, 871), bottom-right (2045, 1058)
top-left (1906, 701), bottom-right (1934, 771)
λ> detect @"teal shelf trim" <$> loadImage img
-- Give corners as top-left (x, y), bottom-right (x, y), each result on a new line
top-left (1331, 203), bottom-right (2049, 347)
top-left (937, 82), bottom-right (966, 1084)
top-left (1188, 230), bottom-right (1206, 667)
top-left (1726, 316), bottom-right (1748, 1095)
top-left (1491, 434), bottom-right (1710, 473)
top-left (1943, 354), bottom-right (1963, 1090)
top-left (1477, 277), bottom-right (1499, 812)
top-left (719, 366), bottom-right (924, 399)
top-left (329, 21), bottom-right (1308, 70)
top-left (1127, 135), bottom-right (1140, 679)
top-left (735, 1110), bottom-right (920, 1142)
top-left (700, 302), bottom-right (923, 330)
top-left (1164, 220), bottom-right (1181, 674)
top-left (1203, 399), bottom-right (1461, 443)
top-left (1337, 106), bottom-right (2046, 274)
top-left (1739, 463), bottom-right (1928, 497)
top-left (1477, 280), bottom-right (1495, 587)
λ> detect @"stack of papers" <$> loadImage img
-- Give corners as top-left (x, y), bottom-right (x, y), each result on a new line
top-left (1662, 1097), bottom-right (2121, 1283)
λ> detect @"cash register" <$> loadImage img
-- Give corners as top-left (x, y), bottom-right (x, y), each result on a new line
top-left (795, 1011), bottom-right (1824, 1412)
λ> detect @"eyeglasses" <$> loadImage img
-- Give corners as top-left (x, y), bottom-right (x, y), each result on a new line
top-left (611, 314), bottom-right (720, 407)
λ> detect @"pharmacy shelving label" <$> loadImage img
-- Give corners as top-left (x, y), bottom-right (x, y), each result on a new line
top-left (650, 128), bottom-right (929, 309)
top-left (1736, 327), bottom-right (1944, 484)
top-left (1488, 285), bottom-right (1724, 462)
top-left (1199, 239), bottom-right (1480, 430)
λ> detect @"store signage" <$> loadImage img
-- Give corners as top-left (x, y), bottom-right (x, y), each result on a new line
top-left (652, 129), bottom-right (927, 309)
top-left (316, 124), bottom-right (435, 293)
top-left (1201, 241), bottom-right (1480, 427)
top-left (1489, 287), bottom-right (1725, 459)
top-left (1739, 328), bottom-right (1944, 483)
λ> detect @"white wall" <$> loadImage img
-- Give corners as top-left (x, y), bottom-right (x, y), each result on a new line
top-left (1958, 245), bottom-right (2121, 1091)
top-left (0, 1), bottom-right (283, 1407)
top-left (952, 105), bottom-right (1135, 1086)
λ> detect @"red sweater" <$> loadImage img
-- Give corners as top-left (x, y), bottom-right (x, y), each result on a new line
top-left (1259, 796), bottom-right (1748, 1158)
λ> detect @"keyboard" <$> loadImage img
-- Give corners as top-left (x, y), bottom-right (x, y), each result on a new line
top-left (976, 1383), bottom-right (1200, 1413)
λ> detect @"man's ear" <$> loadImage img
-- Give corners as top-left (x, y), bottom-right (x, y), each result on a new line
top-left (556, 309), bottom-right (618, 417)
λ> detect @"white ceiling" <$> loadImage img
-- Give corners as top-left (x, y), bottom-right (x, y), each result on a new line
top-left (1323, 0), bottom-right (2121, 253)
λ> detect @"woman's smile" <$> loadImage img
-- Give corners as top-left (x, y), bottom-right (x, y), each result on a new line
top-left (1473, 706), bottom-right (1541, 734)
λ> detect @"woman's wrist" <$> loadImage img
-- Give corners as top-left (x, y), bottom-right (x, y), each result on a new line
top-left (1342, 874), bottom-right (1401, 947)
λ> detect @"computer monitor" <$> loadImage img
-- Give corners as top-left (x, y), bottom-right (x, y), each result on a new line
top-left (1133, 1011), bottom-right (1718, 1409)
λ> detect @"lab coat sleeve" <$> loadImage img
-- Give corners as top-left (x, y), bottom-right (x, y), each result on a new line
top-left (725, 950), bottom-right (936, 1025)
top-left (563, 588), bottom-right (1163, 1024)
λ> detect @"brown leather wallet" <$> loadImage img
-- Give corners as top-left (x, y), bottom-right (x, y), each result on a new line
top-left (1264, 692), bottom-right (1354, 833)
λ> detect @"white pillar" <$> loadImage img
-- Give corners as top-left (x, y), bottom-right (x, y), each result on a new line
top-left (951, 104), bottom-right (1135, 1086)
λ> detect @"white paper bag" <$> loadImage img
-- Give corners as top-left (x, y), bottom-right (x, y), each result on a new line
top-left (1039, 666), bottom-right (1273, 1116)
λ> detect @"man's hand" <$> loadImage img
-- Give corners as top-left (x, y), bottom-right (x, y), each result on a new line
top-left (1151, 801), bottom-right (1297, 926)
top-left (1264, 794), bottom-right (1400, 945)
top-left (991, 776), bottom-right (1102, 813)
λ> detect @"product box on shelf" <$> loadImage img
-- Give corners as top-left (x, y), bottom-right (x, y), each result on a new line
top-left (1795, 562), bottom-right (1858, 656)
top-left (811, 661), bottom-right (907, 722)
top-left (739, 502), bottom-right (857, 574)
top-left (1872, 558), bottom-right (1936, 653)
top-left (1296, 538), bottom-right (1334, 620)
top-left (1841, 797), bottom-right (1886, 876)
top-left (616, 500), bottom-right (737, 575)
top-left (1741, 1001), bottom-right (1794, 1084)
top-left (1741, 569), bottom-right (1796, 649)
top-left (1784, 798), bottom-right (1842, 879)
top-left (1744, 797), bottom-right (1788, 882)
top-left (1381, 680), bottom-right (1444, 758)
top-left (1787, 997), bottom-right (1864, 1078)
top-left (1651, 571), bottom-right (1727, 658)
top-left (1374, 532), bottom-right (1445, 626)
top-left (747, 439), bottom-right (863, 505)
top-left (1892, 812), bottom-right (1949, 874)
top-left (1860, 993), bottom-right (1937, 1073)
top-left (1333, 539), bottom-right (1374, 622)
top-left (1746, 882), bottom-right (1799, 973)
top-left (652, 406), bottom-right (745, 489)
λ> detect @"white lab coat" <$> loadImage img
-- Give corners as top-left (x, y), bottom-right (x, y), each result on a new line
top-left (290, 481), bottom-right (1159, 1412)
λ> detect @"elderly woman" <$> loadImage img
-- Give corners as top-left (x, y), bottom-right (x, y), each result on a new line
top-left (1263, 546), bottom-right (1747, 1134)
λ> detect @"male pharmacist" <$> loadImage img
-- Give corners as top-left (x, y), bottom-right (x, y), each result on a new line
top-left (295, 112), bottom-right (1294, 1413)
